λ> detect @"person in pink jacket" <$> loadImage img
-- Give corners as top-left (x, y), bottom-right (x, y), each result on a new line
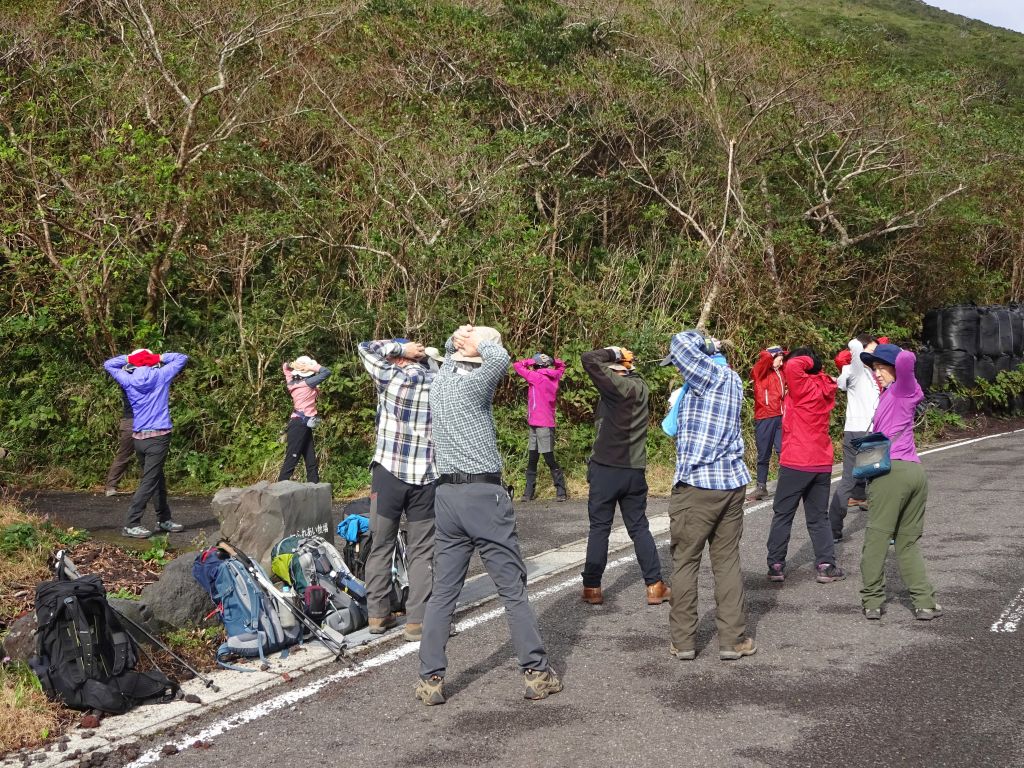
top-left (513, 353), bottom-right (567, 501)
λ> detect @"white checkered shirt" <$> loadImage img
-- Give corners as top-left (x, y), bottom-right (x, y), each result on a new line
top-left (429, 339), bottom-right (508, 475)
top-left (357, 340), bottom-right (437, 485)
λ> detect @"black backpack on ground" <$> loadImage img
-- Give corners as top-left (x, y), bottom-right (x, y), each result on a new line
top-left (28, 574), bottom-right (178, 714)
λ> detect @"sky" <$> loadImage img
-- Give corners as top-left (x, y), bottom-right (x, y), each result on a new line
top-left (922, 1), bottom-right (1024, 33)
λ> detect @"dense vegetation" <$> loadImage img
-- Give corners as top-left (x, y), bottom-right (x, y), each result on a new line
top-left (1, 0), bottom-right (1022, 494)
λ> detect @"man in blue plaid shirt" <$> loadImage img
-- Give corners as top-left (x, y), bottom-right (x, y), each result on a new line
top-left (357, 338), bottom-right (437, 641)
top-left (664, 330), bottom-right (756, 661)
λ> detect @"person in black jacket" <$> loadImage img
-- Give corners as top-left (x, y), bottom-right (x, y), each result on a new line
top-left (580, 346), bottom-right (670, 607)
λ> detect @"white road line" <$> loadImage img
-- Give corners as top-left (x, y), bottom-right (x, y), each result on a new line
top-left (991, 586), bottom-right (1024, 633)
top-left (126, 552), bottom-right (641, 768)
top-left (127, 425), bottom-right (1024, 766)
top-left (918, 428), bottom-right (1024, 457)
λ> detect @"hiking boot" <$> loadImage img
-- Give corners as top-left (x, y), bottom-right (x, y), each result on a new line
top-left (914, 604), bottom-right (944, 621)
top-left (816, 563), bottom-right (846, 583)
top-left (832, 533), bottom-right (843, 545)
top-left (524, 668), bottom-right (563, 700)
top-left (719, 637), bottom-right (757, 661)
top-left (157, 520), bottom-right (185, 533)
top-left (863, 607), bottom-right (883, 620)
top-left (748, 484), bottom-right (769, 502)
top-left (670, 645), bottom-right (696, 661)
top-left (767, 563), bottom-right (785, 582)
top-left (522, 471), bottom-right (537, 502)
top-left (368, 615), bottom-right (398, 634)
top-left (403, 623), bottom-right (422, 642)
top-left (646, 580), bottom-right (671, 605)
top-left (122, 526), bottom-right (152, 539)
top-left (414, 675), bottom-right (445, 706)
top-left (552, 468), bottom-right (567, 502)
top-left (104, 487), bottom-right (118, 497)
top-left (581, 587), bottom-right (604, 605)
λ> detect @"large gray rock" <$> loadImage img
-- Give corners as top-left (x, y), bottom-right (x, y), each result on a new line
top-left (213, 480), bottom-right (334, 570)
top-left (3, 613), bottom-right (35, 664)
top-left (136, 551), bottom-right (212, 633)
top-left (108, 597), bottom-right (156, 645)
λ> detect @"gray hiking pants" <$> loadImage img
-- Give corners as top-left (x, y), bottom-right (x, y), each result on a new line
top-left (366, 464), bottom-right (435, 624)
top-left (419, 482), bottom-right (549, 679)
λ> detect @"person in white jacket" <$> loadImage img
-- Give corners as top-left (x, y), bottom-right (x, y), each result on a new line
top-left (830, 334), bottom-right (880, 543)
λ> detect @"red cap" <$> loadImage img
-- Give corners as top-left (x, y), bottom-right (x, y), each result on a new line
top-left (877, 336), bottom-right (889, 344)
top-left (834, 349), bottom-right (852, 368)
top-left (127, 349), bottom-right (161, 367)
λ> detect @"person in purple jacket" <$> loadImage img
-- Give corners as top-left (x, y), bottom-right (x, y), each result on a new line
top-left (103, 349), bottom-right (188, 539)
top-left (512, 353), bottom-right (567, 501)
top-left (857, 344), bottom-right (942, 621)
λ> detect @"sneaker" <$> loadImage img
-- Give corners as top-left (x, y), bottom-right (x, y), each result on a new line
top-left (719, 637), bottom-right (757, 661)
top-left (414, 675), bottom-right (445, 705)
top-left (524, 669), bottom-right (563, 700)
top-left (767, 563), bottom-right (785, 582)
top-left (913, 604), bottom-right (944, 621)
top-left (848, 498), bottom-right (866, 507)
top-left (157, 520), bottom-right (185, 533)
top-left (863, 607), bottom-right (883, 620)
top-left (122, 526), bottom-right (152, 539)
top-left (816, 563), bottom-right (846, 583)
top-left (368, 615), bottom-right (398, 634)
top-left (669, 645), bottom-right (696, 661)
top-left (403, 623), bottom-right (422, 642)
top-left (104, 487), bottom-right (118, 497)
top-left (833, 533), bottom-right (843, 544)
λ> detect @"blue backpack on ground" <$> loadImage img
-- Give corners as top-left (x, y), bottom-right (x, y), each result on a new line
top-left (193, 546), bottom-right (301, 669)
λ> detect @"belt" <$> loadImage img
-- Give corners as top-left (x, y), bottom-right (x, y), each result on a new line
top-left (436, 472), bottom-right (503, 487)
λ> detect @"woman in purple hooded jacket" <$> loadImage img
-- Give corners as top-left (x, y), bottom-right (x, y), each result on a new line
top-left (857, 344), bottom-right (941, 621)
top-left (513, 353), bottom-right (567, 501)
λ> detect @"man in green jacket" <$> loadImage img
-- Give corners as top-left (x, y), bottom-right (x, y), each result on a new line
top-left (580, 346), bottom-right (670, 607)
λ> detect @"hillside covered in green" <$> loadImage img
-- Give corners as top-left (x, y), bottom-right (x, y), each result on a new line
top-left (1, 0), bottom-right (1022, 492)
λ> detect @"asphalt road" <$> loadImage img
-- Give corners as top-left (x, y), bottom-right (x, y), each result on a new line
top-left (89, 430), bottom-right (1024, 768)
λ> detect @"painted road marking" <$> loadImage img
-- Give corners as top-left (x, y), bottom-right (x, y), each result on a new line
top-left (115, 427), bottom-right (1024, 766)
top-left (991, 586), bottom-right (1024, 633)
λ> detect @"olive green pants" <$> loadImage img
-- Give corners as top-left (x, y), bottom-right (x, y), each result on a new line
top-left (668, 484), bottom-right (746, 651)
top-left (859, 460), bottom-right (937, 611)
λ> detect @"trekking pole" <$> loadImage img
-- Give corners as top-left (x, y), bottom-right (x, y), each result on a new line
top-left (112, 608), bottom-right (220, 692)
top-left (217, 541), bottom-right (355, 666)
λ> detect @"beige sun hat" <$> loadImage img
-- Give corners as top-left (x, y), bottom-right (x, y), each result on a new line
top-left (451, 326), bottom-right (502, 364)
top-left (289, 355), bottom-right (318, 377)
top-left (424, 346), bottom-right (446, 363)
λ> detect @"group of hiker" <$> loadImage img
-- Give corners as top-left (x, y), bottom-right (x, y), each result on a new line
top-left (101, 324), bottom-right (941, 705)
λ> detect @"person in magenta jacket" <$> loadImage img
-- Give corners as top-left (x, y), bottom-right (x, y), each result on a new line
top-left (857, 344), bottom-right (941, 621)
top-left (103, 349), bottom-right (188, 539)
top-left (764, 348), bottom-right (846, 584)
top-left (749, 345), bottom-right (786, 499)
top-left (512, 353), bottom-right (567, 501)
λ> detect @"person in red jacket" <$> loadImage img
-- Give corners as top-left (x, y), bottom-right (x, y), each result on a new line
top-left (764, 348), bottom-right (845, 584)
top-left (749, 345), bottom-right (786, 499)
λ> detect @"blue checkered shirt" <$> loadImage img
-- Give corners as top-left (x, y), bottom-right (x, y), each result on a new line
top-left (357, 340), bottom-right (437, 485)
top-left (667, 331), bottom-right (752, 491)
top-left (429, 339), bottom-right (508, 475)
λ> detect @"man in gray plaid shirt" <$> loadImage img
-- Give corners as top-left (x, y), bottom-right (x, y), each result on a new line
top-left (415, 324), bottom-right (563, 706)
top-left (357, 338), bottom-right (438, 642)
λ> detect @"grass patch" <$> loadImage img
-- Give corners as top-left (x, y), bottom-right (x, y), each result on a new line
top-left (0, 662), bottom-right (69, 754)
top-left (0, 499), bottom-right (88, 623)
